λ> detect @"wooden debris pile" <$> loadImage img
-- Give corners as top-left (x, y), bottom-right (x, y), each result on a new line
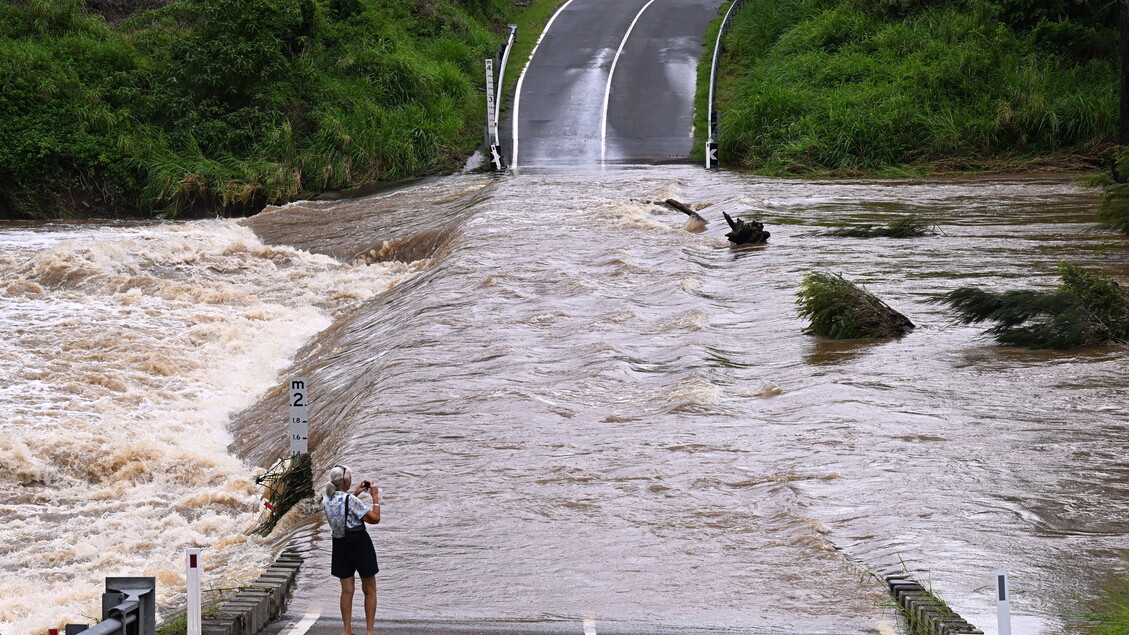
top-left (723, 212), bottom-right (770, 245)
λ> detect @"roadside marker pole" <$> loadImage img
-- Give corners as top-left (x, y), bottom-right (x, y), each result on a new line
top-left (484, 59), bottom-right (505, 171)
top-left (289, 378), bottom-right (308, 456)
top-left (187, 548), bottom-right (203, 635)
top-left (996, 569), bottom-right (1012, 635)
top-left (485, 59), bottom-right (496, 146)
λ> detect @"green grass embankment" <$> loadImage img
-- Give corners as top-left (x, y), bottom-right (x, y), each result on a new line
top-left (701, 0), bottom-right (1118, 175)
top-left (0, 0), bottom-right (525, 218)
top-left (501, 0), bottom-right (565, 96)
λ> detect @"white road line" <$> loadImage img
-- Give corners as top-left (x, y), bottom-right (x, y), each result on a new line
top-left (276, 609), bottom-right (321, 635)
top-left (511, 0), bottom-right (579, 169)
top-left (600, 0), bottom-right (658, 163)
top-left (583, 617), bottom-right (598, 635)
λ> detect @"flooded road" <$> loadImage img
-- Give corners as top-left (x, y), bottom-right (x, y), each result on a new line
top-left (2, 167), bottom-right (1126, 634)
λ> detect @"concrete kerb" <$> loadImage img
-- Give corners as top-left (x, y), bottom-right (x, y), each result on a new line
top-left (197, 547), bottom-right (303, 635)
top-left (884, 575), bottom-right (984, 635)
top-left (198, 546), bottom-right (990, 635)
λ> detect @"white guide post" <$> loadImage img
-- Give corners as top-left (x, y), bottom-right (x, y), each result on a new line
top-left (187, 548), bottom-right (202, 635)
top-left (996, 569), bottom-right (1012, 635)
top-left (289, 377), bottom-right (308, 455)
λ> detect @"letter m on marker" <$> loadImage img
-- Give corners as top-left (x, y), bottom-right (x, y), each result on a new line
top-left (291, 380), bottom-right (305, 390)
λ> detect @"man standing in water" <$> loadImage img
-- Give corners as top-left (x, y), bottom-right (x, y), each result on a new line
top-left (323, 465), bottom-right (381, 635)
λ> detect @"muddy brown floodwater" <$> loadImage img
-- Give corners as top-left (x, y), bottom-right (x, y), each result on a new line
top-left (2, 166), bottom-right (1125, 634)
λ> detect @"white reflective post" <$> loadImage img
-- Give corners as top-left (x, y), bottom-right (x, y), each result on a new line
top-left (187, 548), bottom-right (202, 635)
top-left (289, 377), bottom-right (308, 455)
top-left (996, 569), bottom-right (1011, 635)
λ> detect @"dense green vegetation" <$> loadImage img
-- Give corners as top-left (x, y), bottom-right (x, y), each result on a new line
top-left (1095, 150), bottom-right (1129, 237)
top-left (937, 262), bottom-right (1129, 348)
top-left (0, 0), bottom-right (519, 218)
top-left (707, 0), bottom-right (1117, 174)
top-left (796, 271), bottom-right (915, 339)
top-left (1090, 578), bottom-right (1129, 635)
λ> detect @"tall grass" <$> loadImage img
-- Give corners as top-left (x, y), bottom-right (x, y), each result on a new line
top-left (500, 0), bottom-right (567, 96)
top-left (1090, 580), bottom-right (1129, 635)
top-left (1, 0), bottom-right (517, 217)
top-left (709, 0), bottom-right (1116, 174)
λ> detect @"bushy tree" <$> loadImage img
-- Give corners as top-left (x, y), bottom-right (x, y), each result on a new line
top-left (797, 272), bottom-right (916, 339)
top-left (937, 262), bottom-right (1129, 348)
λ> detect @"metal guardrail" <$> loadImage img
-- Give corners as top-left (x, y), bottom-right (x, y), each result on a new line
top-left (485, 24), bottom-right (518, 171)
top-left (56, 577), bottom-right (156, 635)
top-left (705, 0), bottom-right (745, 169)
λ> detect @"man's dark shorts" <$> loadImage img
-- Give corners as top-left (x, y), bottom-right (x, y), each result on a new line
top-left (331, 529), bottom-right (379, 579)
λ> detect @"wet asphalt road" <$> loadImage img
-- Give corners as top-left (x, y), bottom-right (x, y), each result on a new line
top-left (504, 0), bottom-right (723, 167)
top-left (258, 4), bottom-right (791, 635)
top-left (264, 616), bottom-right (822, 635)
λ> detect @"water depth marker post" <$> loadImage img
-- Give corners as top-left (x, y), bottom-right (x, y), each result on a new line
top-left (290, 378), bottom-right (309, 456)
top-left (485, 59), bottom-right (499, 169)
top-left (997, 569), bottom-right (1012, 635)
top-left (483, 25), bottom-right (516, 171)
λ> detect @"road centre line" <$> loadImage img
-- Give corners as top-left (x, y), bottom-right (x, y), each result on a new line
top-left (511, 0), bottom-right (580, 169)
top-left (600, 0), bottom-right (659, 163)
top-left (583, 617), bottom-right (598, 635)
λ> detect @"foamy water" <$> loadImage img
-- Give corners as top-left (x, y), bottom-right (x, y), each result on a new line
top-left (0, 219), bottom-right (420, 633)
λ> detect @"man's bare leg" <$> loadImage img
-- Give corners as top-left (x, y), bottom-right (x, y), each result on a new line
top-left (361, 575), bottom-right (377, 635)
top-left (340, 576), bottom-right (356, 635)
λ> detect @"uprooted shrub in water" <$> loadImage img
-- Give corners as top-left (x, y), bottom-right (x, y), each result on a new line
top-left (1096, 182), bottom-right (1129, 237)
top-left (796, 271), bottom-right (915, 339)
top-left (936, 262), bottom-right (1129, 349)
top-left (823, 215), bottom-right (935, 238)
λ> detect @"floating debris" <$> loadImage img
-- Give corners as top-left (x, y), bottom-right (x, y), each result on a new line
top-left (751, 380), bottom-right (781, 397)
top-left (823, 215), bottom-right (935, 238)
top-left (723, 212), bottom-right (770, 245)
top-left (936, 262), bottom-right (1129, 349)
top-left (1097, 183), bottom-right (1129, 236)
top-left (797, 272), bottom-right (914, 339)
top-left (662, 198), bottom-right (704, 219)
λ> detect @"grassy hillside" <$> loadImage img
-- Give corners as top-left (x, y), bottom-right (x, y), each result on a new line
top-left (704, 0), bottom-right (1118, 175)
top-left (0, 0), bottom-right (519, 218)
